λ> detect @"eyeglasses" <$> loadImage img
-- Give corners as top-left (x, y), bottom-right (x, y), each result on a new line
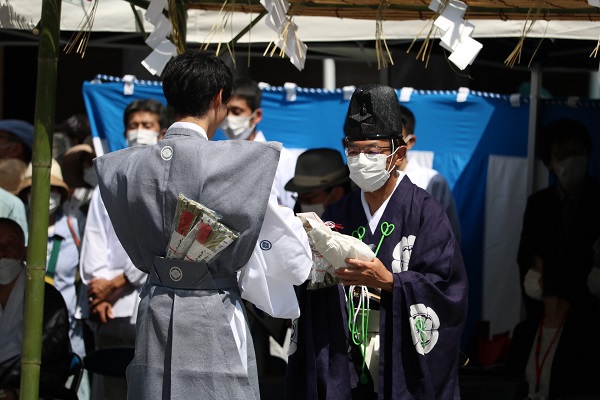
top-left (345, 145), bottom-right (391, 157)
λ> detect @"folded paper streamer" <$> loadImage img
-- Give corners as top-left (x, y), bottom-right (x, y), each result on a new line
top-left (297, 212), bottom-right (375, 290)
top-left (167, 194), bottom-right (239, 263)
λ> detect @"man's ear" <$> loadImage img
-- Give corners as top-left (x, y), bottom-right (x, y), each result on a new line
top-left (404, 134), bottom-right (416, 150)
top-left (252, 108), bottom-right (263, 125)
top-left (394, 146), bottom-right (408, 166)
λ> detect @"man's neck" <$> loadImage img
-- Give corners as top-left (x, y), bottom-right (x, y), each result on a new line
top-left (364, 169), bottom-right (399, 215)
top-left (178, 116), bottom-right (211, 137)
top-left (246, 129), bottom-right (257, 141)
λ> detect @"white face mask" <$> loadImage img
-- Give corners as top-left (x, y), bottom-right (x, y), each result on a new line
top-left (220, 112), bottom-right (256, 140)
top-left (83, 166), bottom-right (98, 187)
top-left (0, 258), bottom-right (23, 285)
top-left (523, 269), bottom-right (543, 300)
top-left (29, 191), bottom-right (61, 215)
top-left (127, 129), bottom-right (159, 147)
top-left (49, 192), bottom-right (61, 215)
top-left (553, 155), bottom-right (588, 188)
top-left (348, 150), bottom-right (398, 192)
top-left (587, 268), bottom-right (600, 299)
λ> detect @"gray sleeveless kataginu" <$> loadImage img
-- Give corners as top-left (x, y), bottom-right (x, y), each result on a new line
top-left (95, 127), bottom-right (281, 400)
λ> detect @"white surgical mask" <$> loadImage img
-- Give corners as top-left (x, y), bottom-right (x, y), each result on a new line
top-left (83, 166), bottom-right (98, 187)
top-left (30, 192), bottom-right (61, 215)
top-left (348, 150), bottom-right (397, 192)
top-left (49, 192), bottom-right (61, 215)
top-left (587, 268), bottom-right (600, 299)
top-left (523, 269), bottom-right (543, 300)
top-left (0, 258), bottom-right (23, 284)
top-left (301, 203), bottom-right (325, 217)
top-left (127, 129), bottom-right (159, 147)
top-left (553, 155), bottom-right (588, 188)
top-left (220, 112), bottom-right (256, 140)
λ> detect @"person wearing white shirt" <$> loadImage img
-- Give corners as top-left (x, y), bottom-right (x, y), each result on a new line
top-left (79, 98), bottom-right (167, 400)
top-left (399, 104), bottom-right (462, 244)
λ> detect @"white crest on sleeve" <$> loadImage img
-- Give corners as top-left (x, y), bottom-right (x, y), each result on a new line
top-left (391, 235), bottom-right (416, 272)
top-left (409, 304), bottom-right (440, 355)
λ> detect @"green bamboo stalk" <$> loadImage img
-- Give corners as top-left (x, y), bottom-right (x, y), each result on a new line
top-left (20, 0), bottom-right (61, 398)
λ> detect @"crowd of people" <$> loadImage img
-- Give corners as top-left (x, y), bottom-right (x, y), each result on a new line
top-left (0, 49), bottom-right (599, 400)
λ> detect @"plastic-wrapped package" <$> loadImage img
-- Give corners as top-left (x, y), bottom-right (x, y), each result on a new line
top-left (297, 212), bottom-right (375, 289)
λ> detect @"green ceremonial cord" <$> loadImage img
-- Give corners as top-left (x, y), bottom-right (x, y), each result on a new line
top-left (347, 285), bottom-right (370, 385)
top-left (347, 221), bottom-right (395, 385)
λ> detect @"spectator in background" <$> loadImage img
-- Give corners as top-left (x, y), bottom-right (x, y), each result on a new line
top-left (505, 254), bottom-right (600, 400)
top-left (220, 77), bottom-right (299, 209)
top-left (285, 147), bottom-right (352, 215)
top-left (61, 138), bottom-right (97, 226)
top-left (53, 114), bottom-right (92, 164)
top-left (0, 160), bottom-right (28, 245)
top-left (0, 120), bottom-right (33, 164)
top-left (17, 159), bottom-right (89, 400)
top-left (0, 217), bottom-right (73, 400)
top-left (517, 118), bottom-right (600, 321)
top-left (398, 105), bottom-right (461, 243)
top-left (0, 159), bottom-right (27, 196)
top-left (79, 98), bottom-right (168, 400)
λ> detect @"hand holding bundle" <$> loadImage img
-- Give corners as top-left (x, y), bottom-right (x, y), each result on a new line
top-left (297, 212), bottom-right (375, 289)
top-left (166, 194), bottom-right (239, 263)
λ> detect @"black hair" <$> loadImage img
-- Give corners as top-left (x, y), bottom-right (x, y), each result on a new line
top-left (123, 99), bottom-right (168, 132)
top-left (537, 118), bottom-right (592, 166)
top-left (231, 77), bottom-right (262, 111)
top-left (399, 104), bottom-right (416, 135)
top-left (162, 51), bottom-right (232, 119)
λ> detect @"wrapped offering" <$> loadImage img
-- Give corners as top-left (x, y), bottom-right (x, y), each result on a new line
top-left (166, 194), bottom-right (238, 263)
top-left (297, 212), bottom-right (376, 289)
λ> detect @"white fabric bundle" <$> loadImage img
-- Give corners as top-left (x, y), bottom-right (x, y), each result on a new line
top-left (297, 212), bottom-right (375, 284)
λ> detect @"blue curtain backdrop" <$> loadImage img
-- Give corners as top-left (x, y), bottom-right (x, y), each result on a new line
top-left (82, 75), bottom-right (600, 350)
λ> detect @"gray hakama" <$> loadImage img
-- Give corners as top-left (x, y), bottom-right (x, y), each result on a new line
top-left (95, 126), bottom-right (281, 399)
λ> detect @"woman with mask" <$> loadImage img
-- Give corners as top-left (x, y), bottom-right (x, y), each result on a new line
top-left (17, 159), bottom-right (87, 396)
top-left (517, 118), bottom-right (600, 321)
top-left (506, 255), bottom-right (600, 400)
top-left (286, 84), bottom-right (468, 400)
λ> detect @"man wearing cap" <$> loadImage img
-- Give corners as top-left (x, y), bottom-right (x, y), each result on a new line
top-left (0, 119), bottom-right (34, 164)
top-left (285, 148), bottom-right (352, 216)
top-left (286, 84), bottom-right (468, 400)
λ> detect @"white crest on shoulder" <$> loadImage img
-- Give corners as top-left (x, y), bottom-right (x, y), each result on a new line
top-left (391, 235), bottom-right (416, 273)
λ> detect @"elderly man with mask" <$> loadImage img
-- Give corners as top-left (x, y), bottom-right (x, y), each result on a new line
top-left (0, 217), bottom-right (72, 399)
top-left (286, 84), bottom-right (468, 400)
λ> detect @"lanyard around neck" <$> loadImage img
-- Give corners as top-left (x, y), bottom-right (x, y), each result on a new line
top-left (534, 313), bottom-right (568, 393)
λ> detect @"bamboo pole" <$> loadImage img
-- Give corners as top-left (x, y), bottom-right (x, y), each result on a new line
top-left (20, 0), bottom-right (61, 398)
